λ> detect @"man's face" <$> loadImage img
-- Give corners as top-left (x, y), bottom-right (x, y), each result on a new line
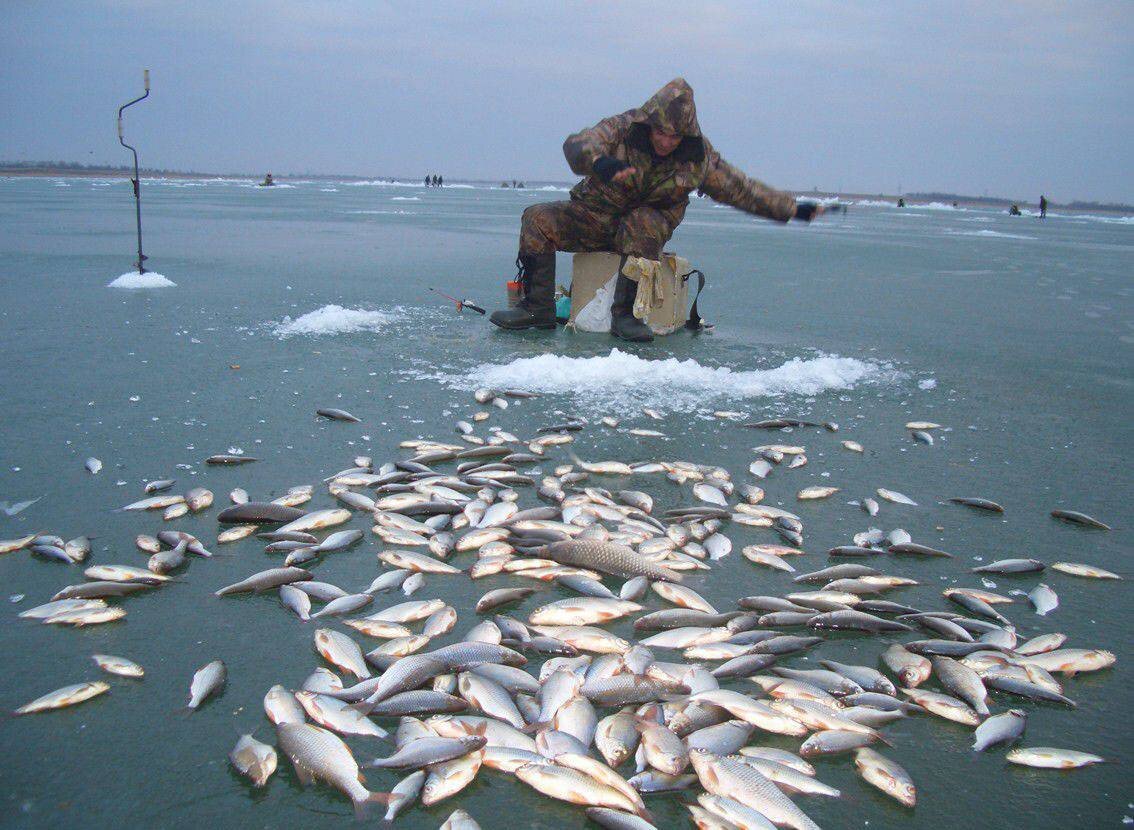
top-left (649, 127), bottom-right (682, 157)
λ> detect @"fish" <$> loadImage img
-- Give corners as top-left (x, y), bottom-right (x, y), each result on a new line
top-left (0, 498), bottom-right (42, 517)
top-left (206, 454), bottom-right (257, 465)
top-left (528, 597), bottom-right (642, 626)
top-left (15, 681), bottom-right (110, 714)
top-left (422, 748), bottom-right (484, 805)
top-left (798, 486), bottom-right (839, 500)
top-left (122, 494), bottom-right (186, 511)
top-left (635, 716), bottom-right (688, 775)
top-left (315, 629), bottom-right (371, 679)
top-left (973, 709), bottom-right (1027, 751)
top-left (1005, 747), bottom-right (1106, 769)
top-left (367, 735), bottom-right (487, 769)
top-left (216, 567), bottom-right (312, 596)
top-left (542, 539), bottom-right (683, 582)
top-left (187, 660), bottom-right (226, 709)
top-left (1017, 649), bottom-right (1115, 676)
top-left (1050, 562), bottom-right (1121, 580)
top-left (690, 751), bottom-right (821, 830)
top-left (971, 558), bottom-right (1045, 574)
top-left (217, 502), bottom-right (306, 524)
top-left (440, 808), bottom-right (483, 830)
top-left (311, 593), bottom-right (374, 620)
top-left (876, 488), bottom-right (917, 506)
top-left (52, 581), bottom-right (154, 601)
top-left (19, 598), bottom-right (106, 620)
top-left (1029, 583), bottom-right (1059, 615)
top-left (44, 606), bottom-right (126, 626)
top-left (229, 734), bottom-right (277, 787)
top-left (318, 408), bottom-right (362, 422)
top-left (296, 691), bottom-right (388, 737)
top-left (899, 689), bottom-right (980, 725)
top-left (854, 748), bottom-right (916, 807)
top-left (384, 770), bottom-right (426, 821)
top-left (92, 654), bottom-right (144, 678)
top-left (85, 564), bottom-right (169, 584)
top-left (930, 656), bottom-right (990, 715)
top-left (1, 533), bottom-right (38, 554)
top-left (948, 497), bottom-right (1004, 512)
top-left (279, 584), bottom-right (312, 621)
top-left (185, 487), bottom-right (213, 512)
top-left (276, 722), bottom-right (393, 817)
top-left (264, 684), bottom-right (306, 726)
top-left (514, 763), bottom-right (642, 814)
top-left (1050, 509), bottom-right (1110, 530)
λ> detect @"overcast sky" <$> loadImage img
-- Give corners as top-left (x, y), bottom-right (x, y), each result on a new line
top-left (2, 1), bottom-right (1131, 202)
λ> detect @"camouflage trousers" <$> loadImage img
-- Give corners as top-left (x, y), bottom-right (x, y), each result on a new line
top-left (518, 199), bottom-right (675, 260)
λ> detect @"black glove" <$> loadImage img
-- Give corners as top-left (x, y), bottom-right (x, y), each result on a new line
top-left (593, 156), bottom-right (630, 183)
top-left (793, 202), bottom-right (818, 222)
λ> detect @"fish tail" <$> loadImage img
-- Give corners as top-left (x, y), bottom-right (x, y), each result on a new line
top-left (520, 719), bottom-right (549, 735)
top-left (349, 700), bottom-right (375, 716)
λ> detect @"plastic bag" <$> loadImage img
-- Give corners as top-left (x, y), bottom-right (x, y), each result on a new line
top-left (572, 274), bottom-right (617, 332)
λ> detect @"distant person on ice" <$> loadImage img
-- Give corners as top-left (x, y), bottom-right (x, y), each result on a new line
top-left (1039, 194), bottom-right (1047, 218)
top-left (490, 78), bottom-right (824, 341)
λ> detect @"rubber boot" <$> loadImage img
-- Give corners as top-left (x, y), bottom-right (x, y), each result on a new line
top-left (610, 273), bottom-right (654, 342)
top-left (490, 253), bottom-right (557, 330)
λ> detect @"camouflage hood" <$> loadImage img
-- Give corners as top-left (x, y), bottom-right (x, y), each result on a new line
top-left (633, 78), bottom-right (701, 138)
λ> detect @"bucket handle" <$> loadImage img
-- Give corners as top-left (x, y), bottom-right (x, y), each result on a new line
top-left (681, 269), bottom-right (707, 331)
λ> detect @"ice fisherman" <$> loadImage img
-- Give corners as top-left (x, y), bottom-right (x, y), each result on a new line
top-left (489, 78), bottom-right (824, 342)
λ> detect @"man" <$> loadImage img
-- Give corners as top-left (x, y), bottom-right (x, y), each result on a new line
top-left (1039, 194), bottom-right (1047, 218)
top-left (490, 78), bottom-right (823, 341)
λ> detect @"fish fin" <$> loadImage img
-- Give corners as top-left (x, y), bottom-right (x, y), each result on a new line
top-left (520, 720), bottom-right (549, 735)
top-left (354, 791), bottom-right (395, 820)
top-left (349, 700), bottom-right (375, 716)
top-left (471, 722), bottom-right (487, 737)
top-left (293, 763), bottom-right (315, 788)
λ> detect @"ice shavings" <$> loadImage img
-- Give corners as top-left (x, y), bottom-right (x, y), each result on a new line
top-left (107, 271), bottom-right (177, 288)
top-left (434, 348), bottom-right (898, 411)
top-left (271, 304), bottom-right (402, 338)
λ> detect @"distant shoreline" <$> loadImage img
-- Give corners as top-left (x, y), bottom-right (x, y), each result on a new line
top-left (2, 166), bottom-right (1130, 215)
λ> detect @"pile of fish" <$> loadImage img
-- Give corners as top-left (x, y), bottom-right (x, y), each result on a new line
top-left (6, 395), bottom-right (1121, 829)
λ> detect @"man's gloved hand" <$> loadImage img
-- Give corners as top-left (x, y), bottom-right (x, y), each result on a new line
top-left (793, 202), bottom-right (825, 222)
top-left (593, 156), bottom-right (637, 184)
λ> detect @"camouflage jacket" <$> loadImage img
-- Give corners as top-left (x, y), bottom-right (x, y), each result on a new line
top-left (563, 78), bottom-right (797, 228)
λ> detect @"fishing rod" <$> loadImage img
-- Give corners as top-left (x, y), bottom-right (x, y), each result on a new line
top-left (429, 287), bottom-right (486, 315)
top-left (117, 69), bottom-right (150, 274)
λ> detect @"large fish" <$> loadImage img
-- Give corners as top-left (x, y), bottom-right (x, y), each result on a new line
top-left (276, 722), bottom-right (392, 817)
top-left (542, 539), bottom-right (683, 582)
top-left (690, 750), bottom-right (822, 830)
